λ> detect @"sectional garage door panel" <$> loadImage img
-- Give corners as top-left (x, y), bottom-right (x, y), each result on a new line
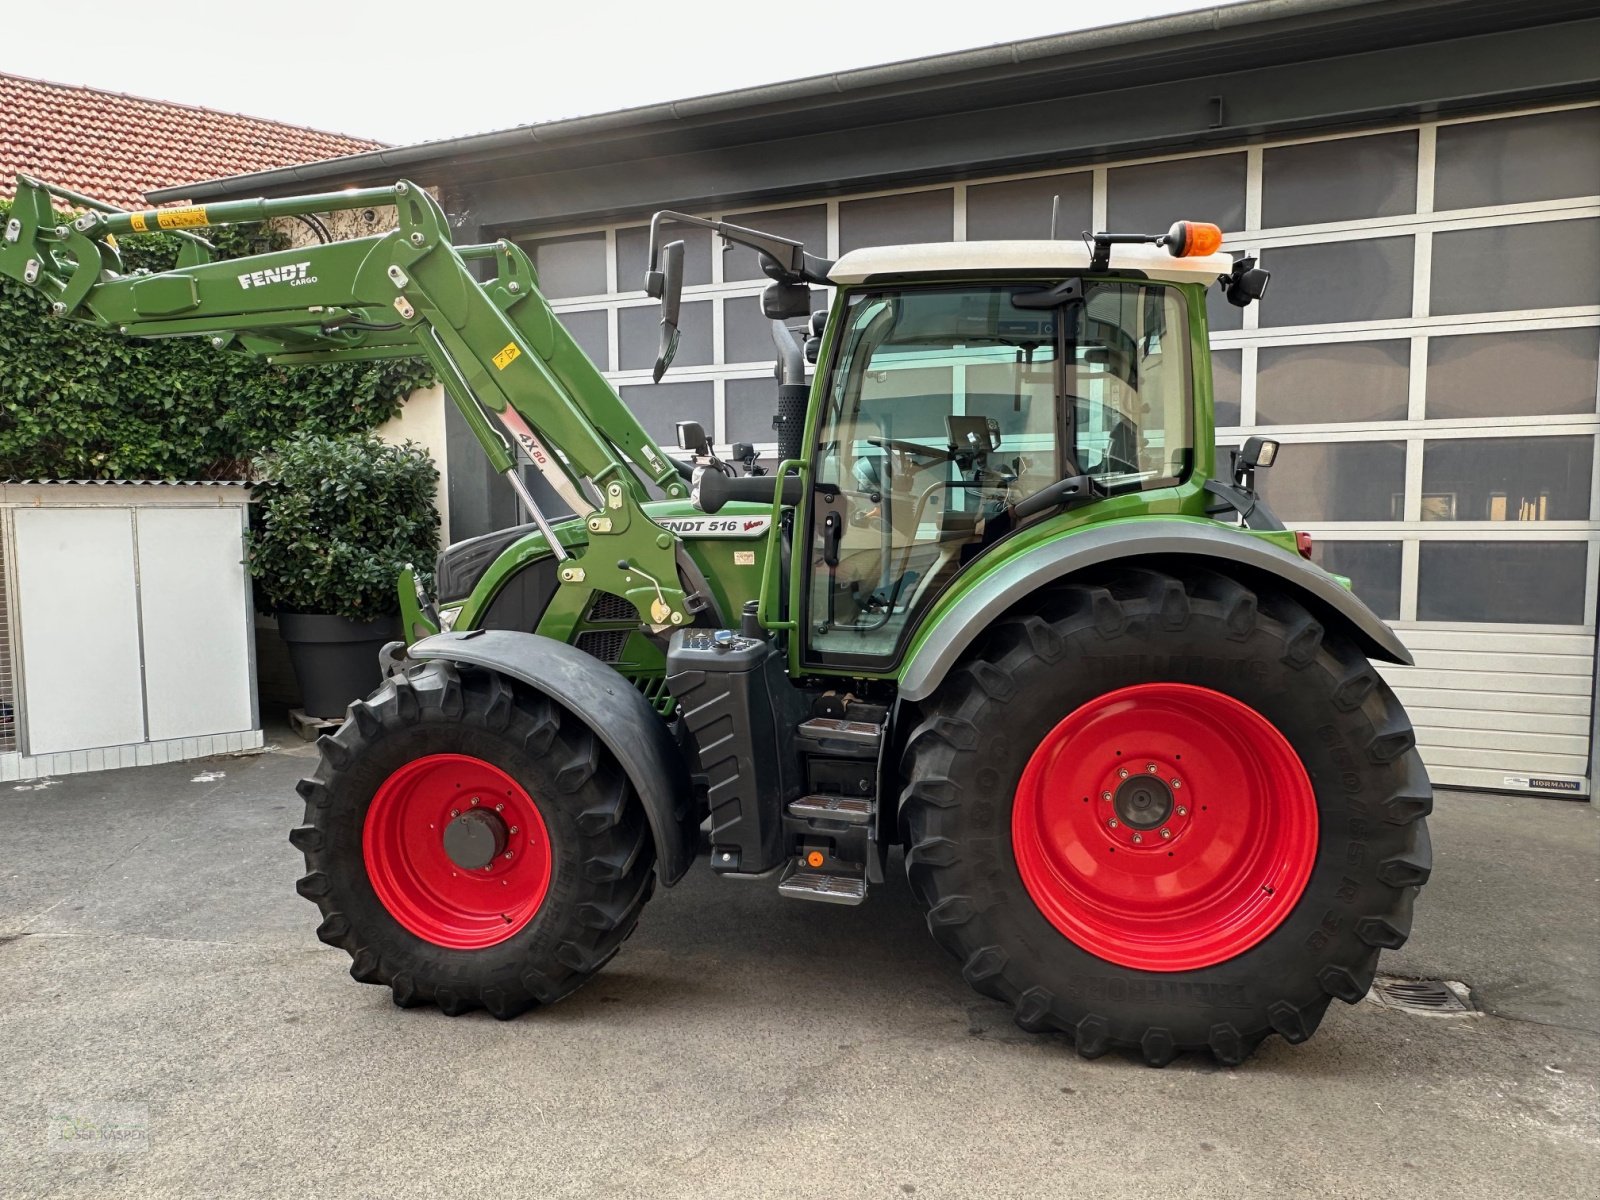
top-left (1378, 630), bottom-right (1594, 794)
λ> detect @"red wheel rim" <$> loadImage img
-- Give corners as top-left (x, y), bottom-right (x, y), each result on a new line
top-left (363, 754), bottom-right (552, 950)
top-left (1012, 683), bottom-right (1318, 972)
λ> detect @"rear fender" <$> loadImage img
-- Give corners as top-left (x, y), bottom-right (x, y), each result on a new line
top-left (899, 519), bottom-right (1413, 703)
top-left (406, 630), bottom-right (696, 885)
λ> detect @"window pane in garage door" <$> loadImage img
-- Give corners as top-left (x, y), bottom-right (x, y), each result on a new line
top-left (839, 190), bottom-right (953, 253)
top-left (619, 381), bottom-right (714, 448)
top-left (619, 300), bottom-right (711, 371)
top-left (1262, 131), bottom-right (1418, 227)
top-left (1417, 541), bottom-right (1590, 624)
top-left (1426, 326), bottom-right (1600, 419)
top-left (1259, 238), bottom-right (1414, 327)
top-left (727, 377), bottom-right (780, 445)
top-left (1434, 107), bottom-right (1600, 210)
top-left (721, 205), bottom-right (829, 282)
top-left (967, 172), bottom-right (1093, 241)
top-left (559, 310), bottom-right (610, 372)
top-left (1257, 440), bottom-right (1406, 522)
top-left (1432, 219), bottom-right (1600, 316)
top-left (616, 224), bottom-right (712, 292)
top-left (1211, 348), bottom-right (1242, 427)
top-left (724, 292), bottom-right (826, 366)
top-left (524, 233), bottom-right (607, 299)
top-left (1421, 435), bottom-right (1594, 522)
top-left (1256, 341), bottom-right (1410, 424)
top-left (1107, 154), bottom-right (1246, 233)
top-left (1311, 540), bottom-right (1402, 620)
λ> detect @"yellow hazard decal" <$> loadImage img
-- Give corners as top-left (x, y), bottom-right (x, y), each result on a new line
top-left (104, 233), bottom-right (119, 249)
top-left (156, 206), bottom-right (209, 230)
top-left (129, 213), bottom-right (148, 233)
top-left (492, 342), bottom-right (522, 370)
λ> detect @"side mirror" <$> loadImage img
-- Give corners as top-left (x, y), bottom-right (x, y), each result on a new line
top-left (1221, 255), bottom-right (1270, 308)
top-left (649, 239), bottom-right (685, 383)
top-left (804, 336), bottom-right (821, 365)
top-left (675, 420), bottom-right (710, 457)
top-left (762, 280), bottom-right (811, 320)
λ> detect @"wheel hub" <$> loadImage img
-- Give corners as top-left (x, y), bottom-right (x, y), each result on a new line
top-left (1112, 773), bottom-right (1173, 830)
top-left (443, 809), bottom-right (509, 870)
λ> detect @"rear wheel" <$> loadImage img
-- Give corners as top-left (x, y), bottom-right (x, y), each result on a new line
top-left (291, 662), bottom-right (654, 1018)
top-left (901, 567), bottom-right (1432, 1065)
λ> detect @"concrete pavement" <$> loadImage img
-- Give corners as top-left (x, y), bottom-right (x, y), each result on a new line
top-left (1, 736), bottom-right (1595, 1199)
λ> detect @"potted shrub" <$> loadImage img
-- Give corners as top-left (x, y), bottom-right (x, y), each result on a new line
top-left (248, 433), bottom-right (439, 719)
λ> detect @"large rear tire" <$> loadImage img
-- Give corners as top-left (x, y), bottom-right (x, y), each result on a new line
top-left (900, 566), bottom-right (1432, 1065)
top-left (291, 662), bottom-right (654, 1018)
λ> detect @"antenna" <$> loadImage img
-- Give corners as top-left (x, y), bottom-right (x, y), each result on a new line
top-left (1050, 195), bottom-right (1062, 240)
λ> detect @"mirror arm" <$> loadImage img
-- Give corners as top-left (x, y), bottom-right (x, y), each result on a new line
top-left (647, 210), bottom-right (834, 286)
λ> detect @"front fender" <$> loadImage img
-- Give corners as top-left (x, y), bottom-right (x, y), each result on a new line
top-left (407, 630), bottom-right (695, 885)
top-left (899, 519), bottom-right (1413, 703)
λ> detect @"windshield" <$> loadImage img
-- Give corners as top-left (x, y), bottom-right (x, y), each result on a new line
top-left (807, 283), bottom-right (1191, 666)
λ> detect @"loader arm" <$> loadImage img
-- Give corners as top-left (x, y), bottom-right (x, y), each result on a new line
top-left (0, 174), bottom-right (693, 635)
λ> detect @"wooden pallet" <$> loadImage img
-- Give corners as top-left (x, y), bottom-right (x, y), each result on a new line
top-left (287, 708), bottom-right (342, 742)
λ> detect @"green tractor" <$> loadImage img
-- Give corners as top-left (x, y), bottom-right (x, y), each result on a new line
top-left (1, 177), bottom-right (1431, 1064)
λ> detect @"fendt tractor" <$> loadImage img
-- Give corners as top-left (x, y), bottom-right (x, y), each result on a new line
top-left (2, 174), bottom-right (1433, 1065)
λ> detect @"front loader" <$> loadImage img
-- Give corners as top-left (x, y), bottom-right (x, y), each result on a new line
top-left (1, 175), bottom-right (1432, 1065)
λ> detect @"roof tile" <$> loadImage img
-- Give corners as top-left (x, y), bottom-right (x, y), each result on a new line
top-left (0, 72), bottom-right (384, 208)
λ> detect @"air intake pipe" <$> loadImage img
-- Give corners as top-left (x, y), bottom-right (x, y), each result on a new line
top-left (770, 320), bottom-right (807, 465)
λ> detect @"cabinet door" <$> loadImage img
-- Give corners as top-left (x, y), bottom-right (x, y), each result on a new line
top-left (13, 507), bottom-right (146, 755)
top-left (136, 507), bottom-right (254, 741)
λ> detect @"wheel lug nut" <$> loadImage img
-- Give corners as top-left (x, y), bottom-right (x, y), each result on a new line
top-left (504, 850), bottom-right (514, 860)
top-left (495, 803), bottom-right (504, 812)
top-left (470, 796), bottom-right (480, 807)
top-left (450, 808), bottom-right (460, 818)
top-left (509, 826), bottom-right (519, 835)
top-left (1108, 818), bottom-right (1119, 829)
top-left (1146, 763), bottom-right (1158, 773)
top-left (1160, 827), bottom-right (1172, 839)
top-left (1170, 779), bottom-right (1182, 789)
top-left (1131, 833), bottom-right (1143, 844)
top-left (1118, 768), bottom-right (1129, 779)
top-left (1101, 791), bottom-right (1112, 801)
top-left (1176, 806), bottom-right (1187, 817)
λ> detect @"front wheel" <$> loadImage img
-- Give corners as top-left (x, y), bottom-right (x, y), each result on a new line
top-left (291, 662), bottom-right (655, 1018)
top-left (900, 567), bottom-right (1433, 1065)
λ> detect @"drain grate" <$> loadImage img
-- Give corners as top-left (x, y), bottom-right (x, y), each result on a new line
top-left (1365, 976), bottom-right (1475, 1017)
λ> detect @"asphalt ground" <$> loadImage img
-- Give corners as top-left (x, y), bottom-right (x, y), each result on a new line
top-left (1, 732), bottom-right (1595, 1199)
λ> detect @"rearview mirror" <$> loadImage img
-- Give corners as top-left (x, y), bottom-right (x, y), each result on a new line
top-left (649, 239), bottom-right (685, 383)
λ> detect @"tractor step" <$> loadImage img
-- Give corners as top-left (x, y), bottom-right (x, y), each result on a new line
top-left (796, 717), bottom-right (881, 748)
top-left (777, 859), bottom-right (867, 905)
top-left (787, 794), bottom-right (873, 825)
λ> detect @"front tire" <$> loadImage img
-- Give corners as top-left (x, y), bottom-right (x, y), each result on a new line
top-left (901, 567), bottom-right (1432, 1065)
top-left (291, 662), bottom-right (655, 1018)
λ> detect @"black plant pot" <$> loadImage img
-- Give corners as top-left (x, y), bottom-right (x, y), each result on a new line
top-left (278, 612), bottom-right (399, 720)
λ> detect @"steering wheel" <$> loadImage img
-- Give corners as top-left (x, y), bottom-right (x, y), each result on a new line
top-left (866, 436), bottom-right (953, 465)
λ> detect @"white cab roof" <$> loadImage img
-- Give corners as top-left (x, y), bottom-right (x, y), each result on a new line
top-left (828, 240), bottom-right (1232, 285)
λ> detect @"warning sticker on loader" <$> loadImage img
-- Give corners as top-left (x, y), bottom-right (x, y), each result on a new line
top-left (493, 342), bottom-right (522, 370)
top-left (155, 206), bottom-right (209, 230)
